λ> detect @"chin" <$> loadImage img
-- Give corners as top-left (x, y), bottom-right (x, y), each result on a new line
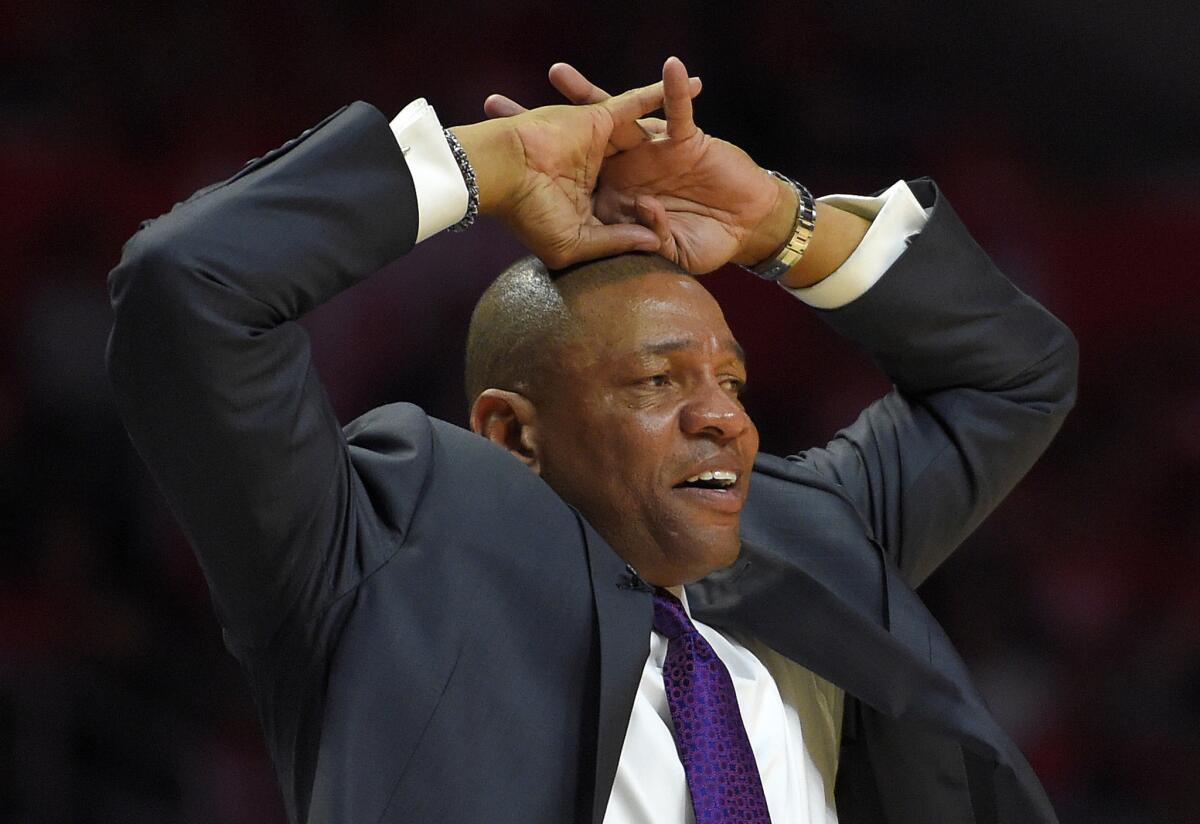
top-left (677, 534), bottom-right (742, 582)
top-left (709, 540), bottom-right (743, 572)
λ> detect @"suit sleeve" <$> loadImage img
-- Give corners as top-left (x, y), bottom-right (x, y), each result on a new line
top-left (106, 102), bottom-right (424, 645)
top-left (790, 179), bottom-right (1078, 588)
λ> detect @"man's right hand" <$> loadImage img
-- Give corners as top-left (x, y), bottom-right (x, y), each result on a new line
top-left (450, 79), bottom-right (698, 269)
top-left (482, 57), bottom-right (795, 275)
top-left (485, 57), bottom-right (871, 285)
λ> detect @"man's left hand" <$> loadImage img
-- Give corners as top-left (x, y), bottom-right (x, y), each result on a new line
top-left (485, 57), bottom-right (797, 274)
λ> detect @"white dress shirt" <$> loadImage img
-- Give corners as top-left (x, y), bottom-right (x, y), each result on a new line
top-left (390, 101), bottom-right (930, 824)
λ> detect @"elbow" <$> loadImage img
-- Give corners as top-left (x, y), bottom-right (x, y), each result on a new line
top-left (107, 207), bottom-right (231, 344)
top-left (107, 216), bottom-right (193, 318)
top-left (106, 215), bottom-right (209, 387)
top-left (1016, 320), bottom-right (1078, 437)
top-left (1048, 321), bottom-right (1080, 418)
top-left (1003, 314), bottom-right (1079, 431)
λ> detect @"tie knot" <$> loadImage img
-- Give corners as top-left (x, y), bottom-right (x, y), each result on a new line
top-left (652, 588), bottom-right (695, 640)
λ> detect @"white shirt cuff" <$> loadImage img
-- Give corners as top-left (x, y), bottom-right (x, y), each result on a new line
top-left (389, 98), bottom-right (469, 244)
top-left (782, 179), bottom-right (929, 309)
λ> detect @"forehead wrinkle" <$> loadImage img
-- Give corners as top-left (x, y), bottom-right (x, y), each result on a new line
top-left (639, 337), bottom-right (746, 364)
top-left (565, 273), bottom-right (742, 365)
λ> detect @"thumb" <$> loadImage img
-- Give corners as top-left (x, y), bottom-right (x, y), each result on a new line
top-left (602, 80), bottom-right (668, 132)
top-left (483, 94), bottom-right (528, 118)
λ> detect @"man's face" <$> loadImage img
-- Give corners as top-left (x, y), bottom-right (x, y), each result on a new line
top-left (534, 270), bottom-right (759, 587)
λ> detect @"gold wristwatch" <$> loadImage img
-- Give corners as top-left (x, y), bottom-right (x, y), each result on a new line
top-left (746, 171), bottom-right (817, 282)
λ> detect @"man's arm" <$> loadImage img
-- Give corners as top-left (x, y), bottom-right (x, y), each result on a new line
top-left (107, 86), bottom-right (673, 645)
top-left (790, 180), bottom-right (1078, 586)
top-left (497, 58), bottom-right (1077, 587)
top-left (108, 103), bottom-right (414, 644)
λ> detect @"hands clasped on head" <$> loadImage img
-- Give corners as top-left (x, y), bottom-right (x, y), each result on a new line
top-left (448, 56), bottom-right (797, 274)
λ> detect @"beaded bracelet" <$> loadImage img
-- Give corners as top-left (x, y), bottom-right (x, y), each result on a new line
top-left (442, 128), bottom-right (479, 233)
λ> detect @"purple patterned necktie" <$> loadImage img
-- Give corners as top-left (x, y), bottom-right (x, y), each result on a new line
top-left (652, 587), bottom-right (773, 823)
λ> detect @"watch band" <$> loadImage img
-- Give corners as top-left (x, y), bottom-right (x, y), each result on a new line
top-left (744, 171), bottom-right (816, 282)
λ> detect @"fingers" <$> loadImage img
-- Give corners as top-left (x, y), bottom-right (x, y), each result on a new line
top-left (570, 221), bottom-right (662, 263)
top-left (634, 196), bottom-right (676, 254)
top-left (550, 62), bottom-right (702, 106)
top-left (602, 78), bottom-right (676, 133)
top-left (590, 75), bottom-right (668, 154)
top-left (587, 59), bottom-right (700, 151)
top-left (551, 62), bottom-right (697, 143)
top-left (593, 194), bottom-right (678, 264)
top-left (549, 63), bottom-right (611, 104)
top-left (548, 63), bottom-right (635, 154)
top-left (637, 117), bottom-right (669, 138)
top-left (483, 94), bottom-right (527, 119)
top-left (599, 80), bottom-right (666, 158)
top-left (662, 56), bottom-right (698, 141)
top-left (593, 191), bottom-right (637, 226)
top-left (487, 61), bottom-right (699, 139)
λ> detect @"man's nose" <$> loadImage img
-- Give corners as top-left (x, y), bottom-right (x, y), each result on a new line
top-left (680, 381), bottom-right (751, 441)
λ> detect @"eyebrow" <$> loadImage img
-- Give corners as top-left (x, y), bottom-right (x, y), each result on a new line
top-left (641, 338), bottom-right (747, 364)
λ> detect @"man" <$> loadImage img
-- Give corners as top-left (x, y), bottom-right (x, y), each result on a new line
top-left (107, 57), bottom-right (1076, 822)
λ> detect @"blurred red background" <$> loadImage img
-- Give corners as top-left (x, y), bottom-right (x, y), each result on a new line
top-left (2, 2), bottom-right (1198, 821)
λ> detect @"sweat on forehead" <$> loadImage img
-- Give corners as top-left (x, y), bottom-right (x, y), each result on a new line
top-left (464, 253), bottom-right (691, 404)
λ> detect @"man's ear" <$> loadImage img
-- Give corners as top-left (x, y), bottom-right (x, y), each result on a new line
top-left (469, 389), bottom-right (543, 474)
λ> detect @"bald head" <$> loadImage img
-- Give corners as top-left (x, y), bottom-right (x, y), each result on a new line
top-left (464, 253), bottom-right (689, 404)
top-left (465, 250), bottom-right (755, 587)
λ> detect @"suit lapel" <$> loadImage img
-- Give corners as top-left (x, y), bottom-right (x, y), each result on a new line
top-left (688, 539), bottom-right (928, 717)
top-left (579, 515), bottom-right (652, 824)
top-left (691, 538), bottom-right (1008, 755)
top-left (575, 514), bottom-right (1026, 822)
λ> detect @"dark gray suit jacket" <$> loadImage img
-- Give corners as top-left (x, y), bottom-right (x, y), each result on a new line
top-left (107, 101), bottom-right (1078, 823)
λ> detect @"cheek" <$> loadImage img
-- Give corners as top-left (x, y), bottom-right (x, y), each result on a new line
top-left (543, 417), bottom-right (628, 498)
top-left (605, 413), bottom-right (676, 478)
top-left (546, 395), bottom-right (679, 493)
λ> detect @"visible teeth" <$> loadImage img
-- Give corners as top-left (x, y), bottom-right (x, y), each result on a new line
top-left (684, 470), bottom-right (738, 486)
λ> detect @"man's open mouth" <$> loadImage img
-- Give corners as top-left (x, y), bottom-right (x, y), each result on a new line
top-left (674, 470), bottom-right (738, 490)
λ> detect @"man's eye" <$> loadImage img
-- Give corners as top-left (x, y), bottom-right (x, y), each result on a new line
top-left (723, 378), bottom-right (747, 395)
top-left (644, 374), bottom-right (670, 387)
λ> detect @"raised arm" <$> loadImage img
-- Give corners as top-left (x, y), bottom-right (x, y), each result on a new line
top-left (106, 84), bottom-right (675, 644)
top-left (791, 180), bottom-right (1077, 586)
top-left (495, 57), bottom-right (1078, 587)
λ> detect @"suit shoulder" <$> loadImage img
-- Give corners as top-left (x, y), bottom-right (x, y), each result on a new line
top-left (747, 451), bottom-right (875, 537)
top-left (752, 451), bottom-right (838, 490)
top-left (342, 402), bottom-right (570, 532)
top-left (343, 401), bottom-right (521, 481)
